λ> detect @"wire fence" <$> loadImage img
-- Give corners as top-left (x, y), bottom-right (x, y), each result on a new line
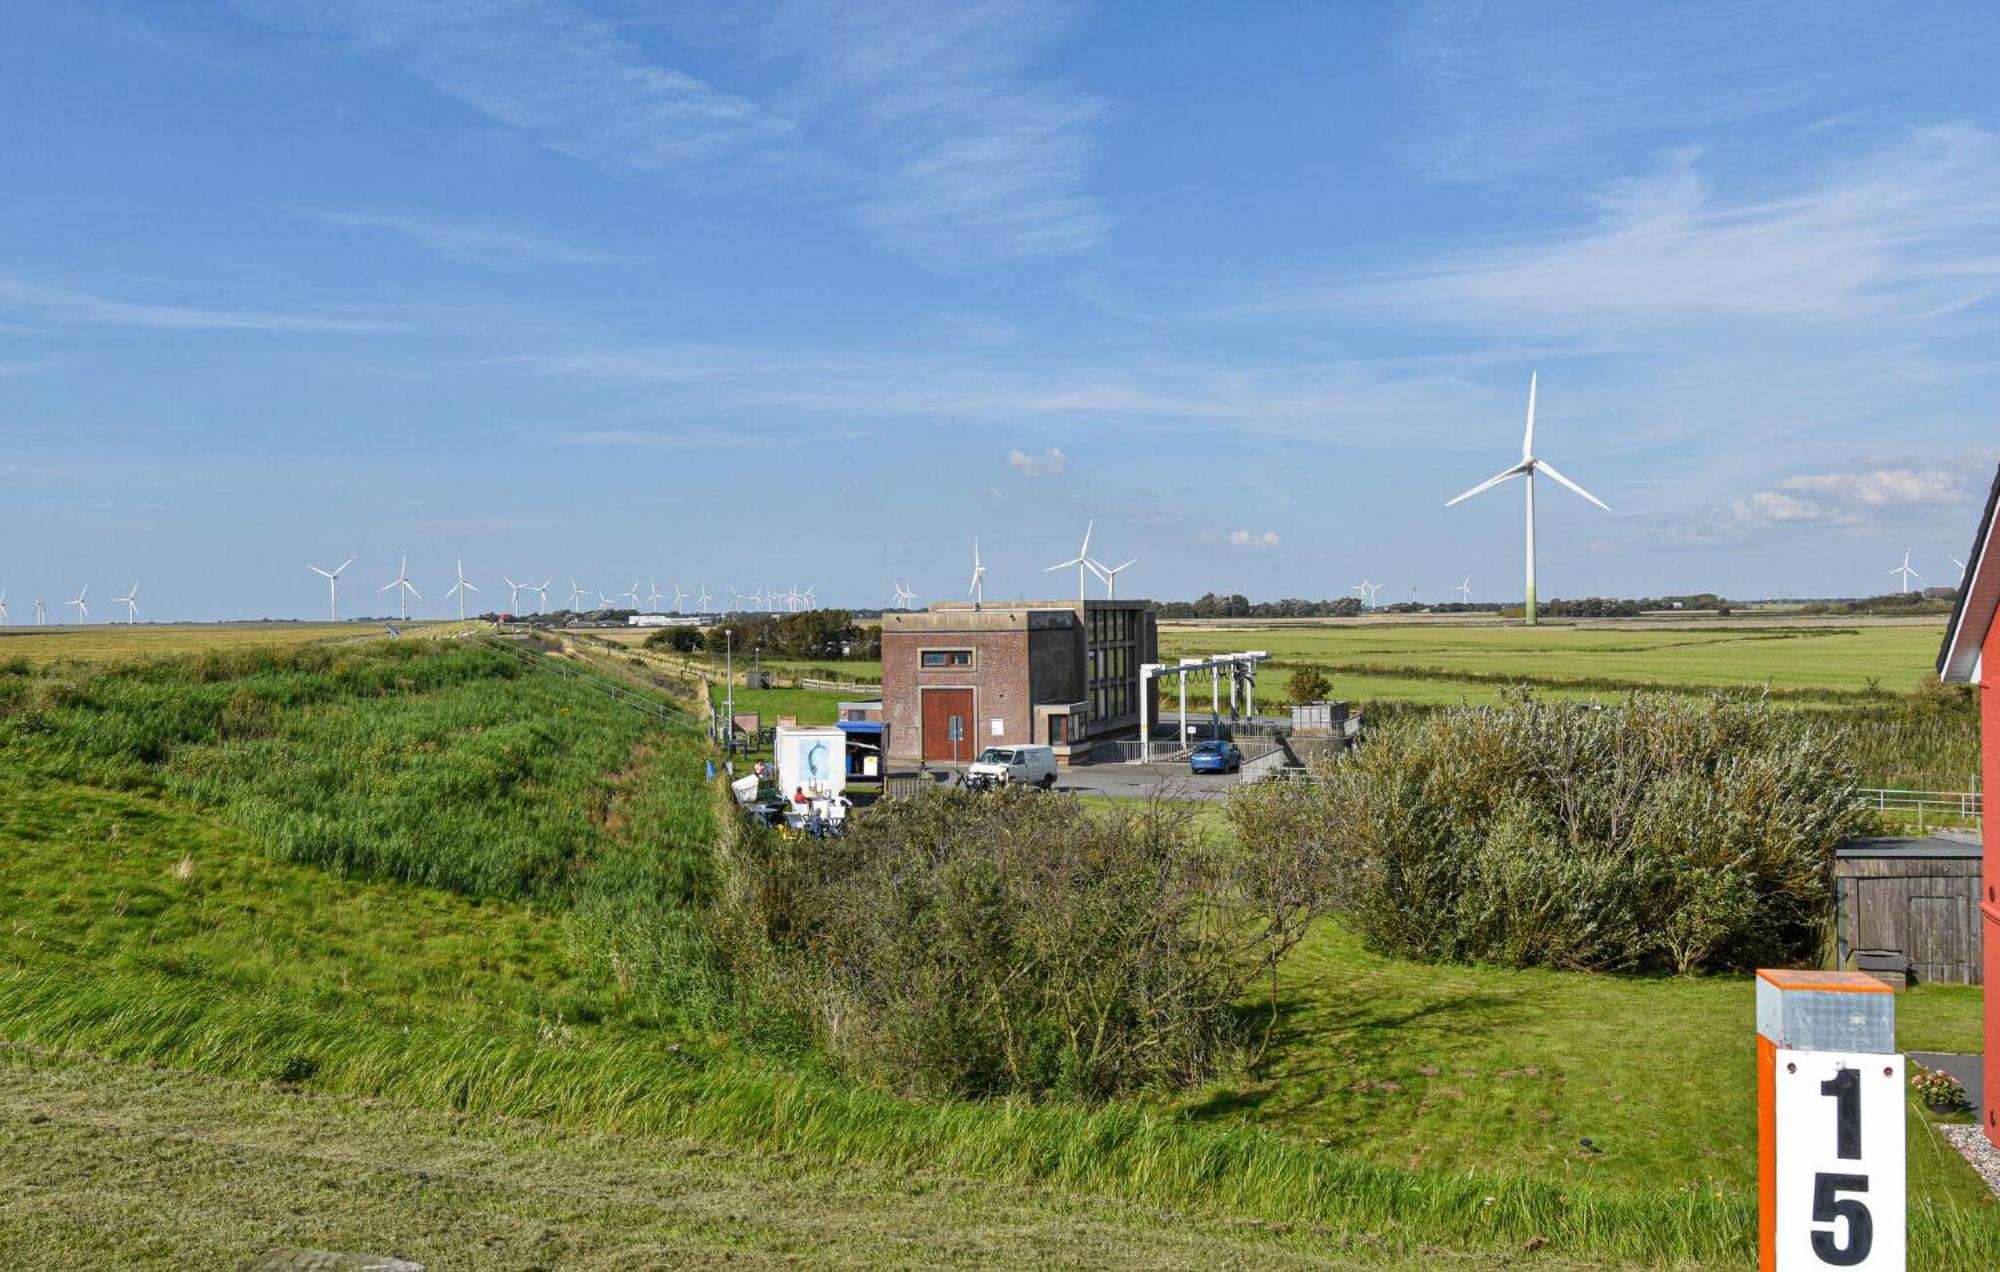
top-left (1853, 787), bottom-right (1981, 824)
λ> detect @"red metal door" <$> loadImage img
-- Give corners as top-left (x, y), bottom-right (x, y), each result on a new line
top-left (922, 688), bottom-right (974, 763)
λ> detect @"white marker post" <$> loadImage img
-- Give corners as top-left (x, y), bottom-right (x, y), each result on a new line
top-left (1756, 969), bottom-right (1904, 1271)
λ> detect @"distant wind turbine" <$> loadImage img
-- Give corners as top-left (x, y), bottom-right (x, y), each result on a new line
top-left (646, 581), bottom-right (665, 611)
top-left (1444, 372), bottom-right (1608, 626)
top-left (1951, 555), bottom-right (1967, 582)
top-left (1455, 577), bottom-right (1474, 604)
top-left (618, 580), bottom-right (641, 608)
top-left (969, 539), bottom-right (987, 606)
top-left (378, 552), bottom-right (421, 621)
top-left (530, 578), bottom-right (553, 614)
top-left (670, 584), bottom-right (689, 612)
top-left (697, 585), bottom-right (713, 613)
top-left (1887, 547), bottom-right (1922, 593)
top-left (309, 555), bottom-right (357, 621)
top-left (1045, 520), bottom-right (1097, 601)
top-left (34, 597), bottom-right (48, 625)
top-left (568, 578), bottom-right (588, 610)
top-left (68, 585), bottom-right (89, 624)
top-left (892, 582), bottom-right (917, 609)
top-left (0, 590), bottom-right (8, 623)
top-left (445, 557), bottom-right (479, 619)
top-left (115, 583), bottom-right (139, 624)
top-left (503, 576), bottom-right (526, 613)
top-left (1092, 557), bottom-right (1137, 599)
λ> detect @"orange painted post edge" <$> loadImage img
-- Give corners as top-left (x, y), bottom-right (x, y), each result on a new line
top-left (1754, 968), bottom-right (1896, 1271)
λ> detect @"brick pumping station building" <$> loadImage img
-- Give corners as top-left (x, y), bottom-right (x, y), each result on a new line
top-left (879, 599), bottom-right (1158, 764)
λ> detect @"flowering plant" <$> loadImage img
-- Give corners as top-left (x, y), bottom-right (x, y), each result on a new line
top-left (1911, 1066), bottom-right (1966, 1110)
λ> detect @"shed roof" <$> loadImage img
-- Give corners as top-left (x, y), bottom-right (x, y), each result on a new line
top-left (1937, 459), bottom-right (2000, 682)
top-left (1836, 834), bottom-right (1982, 860)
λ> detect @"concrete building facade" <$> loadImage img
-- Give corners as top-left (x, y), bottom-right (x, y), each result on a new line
top-left (880, 599), bottom-right (1157, 764)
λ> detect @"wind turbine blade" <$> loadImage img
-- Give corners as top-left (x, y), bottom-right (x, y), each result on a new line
top-left (310, 566), bottom-right (332, 579)
top-left (338, 557), bottom-right (355, 573)
top-left (379, 579), bottom-right (397, 592)
top-left (1080, 520), bottom-right (1093, 557)
top-left (1444, 463), bottom-right (1527, 507)
top-left (1522, 371), bottom-right (1537, 459)
top-left (1534, 460), bottom-right (1609, 511)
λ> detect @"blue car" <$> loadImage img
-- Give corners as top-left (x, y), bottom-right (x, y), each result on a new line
top-left (1189, 740), bottom-right (1242, 774)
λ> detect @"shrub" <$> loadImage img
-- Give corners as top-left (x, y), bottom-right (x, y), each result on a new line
top-left (1228, 692), bottom-right (1871, 974)
top-left (645, 626), bottom-right (704, 654)
top-left (719, 788), bottom-right (1328, 1100)
top-left (1287, 665), bottom-right (1331, 703)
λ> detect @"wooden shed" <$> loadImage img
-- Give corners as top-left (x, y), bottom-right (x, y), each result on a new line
top-left (1833, 834), bottom-right (1983, 986)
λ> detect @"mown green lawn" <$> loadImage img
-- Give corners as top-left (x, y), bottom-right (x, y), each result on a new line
top-left (1180, 923), bottom-right (1991, 1211)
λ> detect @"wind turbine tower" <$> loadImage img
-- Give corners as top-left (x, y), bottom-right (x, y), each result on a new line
top-left (379, 552), bottom-right (421, 621)
top-left (309, 556), bottom-right (357, 621)
top-left (0, 590), bottom-right (7, 624)
top-left (1045, 521), bottom-right (1097, 601)
top-left (892, 583), bottom-right (917, 609)
top-left (969, 539), bottom-right (987, 606)
top-left (1887, 548), bottom-right (1922, 594)
top-left (1444, 372), bottom-right (1608, 626)
top-left (34, 597), bottom-right (47, 626)
top-left (115, 583), bottom-right (139, 624)
top-left (503, 576), bottom-right (527, 614)
top-left (1455, 577), bottom-right (1474, 604)
top-left (446, 558), bottom-right (480, 619)
top-left (68, 586), bottom-right (89, 624)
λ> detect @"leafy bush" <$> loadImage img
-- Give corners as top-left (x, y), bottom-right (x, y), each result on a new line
top-left (1229, 693), bottom-right (1871, 974)
top-left (719, 788), bottom-right (1327, 1100)
top-left (1287, 665), bottom-right (1331, 703)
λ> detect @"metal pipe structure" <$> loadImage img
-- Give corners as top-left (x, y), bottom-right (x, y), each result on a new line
top-left (1137, 651), bottom-right (1269, 762)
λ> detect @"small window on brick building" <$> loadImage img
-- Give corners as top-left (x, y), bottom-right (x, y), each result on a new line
top-left (921, 649), bottom-right (972, 668)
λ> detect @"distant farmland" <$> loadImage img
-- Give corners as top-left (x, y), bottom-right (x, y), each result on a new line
top-left (0, 621), bottom-right (454, 664)
top-left (1161, 616), bottom-right (1951, 706)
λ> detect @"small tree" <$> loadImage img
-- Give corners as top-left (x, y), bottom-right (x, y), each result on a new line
top-left (1287, 665), bottom-right (1331, 703)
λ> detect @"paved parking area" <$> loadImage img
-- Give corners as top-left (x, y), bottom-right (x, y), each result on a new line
top-left (892, 762), bottom-right (1251, 802)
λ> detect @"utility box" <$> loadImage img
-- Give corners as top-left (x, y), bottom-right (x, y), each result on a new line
top-left (1290, 700), bottom-right (1349, 735)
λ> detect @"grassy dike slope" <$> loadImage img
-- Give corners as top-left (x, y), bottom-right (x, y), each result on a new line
top-left (1, 642), bottom-right (1993, 1268)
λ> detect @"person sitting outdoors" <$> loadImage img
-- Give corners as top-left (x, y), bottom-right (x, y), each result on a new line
top-left (792, 786), bottom-right (809, 804)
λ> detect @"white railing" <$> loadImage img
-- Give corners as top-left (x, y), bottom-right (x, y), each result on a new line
top-left (1853, 788), bottom-right (1981, 824)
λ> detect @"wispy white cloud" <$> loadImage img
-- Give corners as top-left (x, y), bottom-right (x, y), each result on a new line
top-left (0, 276), bottom-right (398, 333)
top-left (246, 0), bottom-right (1105, 270)
top-left (760, 0), bottom-right (1112, 268)
top-left (0, 356), bottom-right (63, 376)
top-left (551, 425), bottom-right (862, 450)
top-left (1226, 529), bottom-right (1280, 549)
top-left (1726, 463), bottom-right (1977, 530)
top-left (763, 0), bottom-right (1109, 268)
top-left (243, 0), bottom-right (793, 169)
top-left (1007, 446), bottom-right (1066, 476)
top-left (290, 206), bottom-right (612, 263)
top-left (1398, 1), bottom-right (1862, 181)
top-left (1270, 127), bottom-right (2000, 334)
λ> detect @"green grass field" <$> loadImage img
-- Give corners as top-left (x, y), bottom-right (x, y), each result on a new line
top-left (0, 634), bottom-right (1992, 1267)
top-left (1162, 619), bottom-right (1950, 705)
top-left (0, 621), bottom-right (420, 664)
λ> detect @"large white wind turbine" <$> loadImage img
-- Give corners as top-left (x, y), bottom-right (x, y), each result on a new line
top-left (503, 576), bottom-right (527, 613)
top-left (568, 578), bottom-right (588, 611)
top-left (670, 583), bottom-right (689, 612)
top-left (115, 583), bottom-right (139, 624)
top-left (34, 597), bottom-right (47, 626)
top-left (531, 578), bottom-right (553, 614)
top-left (1092, 557), bottom-right (1137, 599)
top-left (445, 557), bottom-right (480, 619)
top-left (618, 581), bottom-right (641, 609)
top-left (1887, 547), bottom-right (1922, 593)
top-left (378, 552), bottom-right (421, 621)
top-left (1455, 577), bottom-right (1474, 603)
top-left (892, 582), bottom-right (918, 609)
top-left (697, 585), bottom-right (713, 613)
top-left (646, 581), bottom-right (665, 611)
top-left (1045, 521), bottom-right (1097, 601)
top-left (309, 556), bottom-right (357, 621)
top-left (1444, 372), bottom-right (1608, 626)
top-left (68, 586), bottom-right (89, 624)
top-left (969, 539), bottom-right (987, 606)
top-left (0, 590), bottom-right (8, 623)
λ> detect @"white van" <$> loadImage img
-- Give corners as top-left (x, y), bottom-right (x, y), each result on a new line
top-left (967, 744), bottom-right (1058, 788)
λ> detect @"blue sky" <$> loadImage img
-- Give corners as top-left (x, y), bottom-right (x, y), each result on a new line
top-left (5, 1), bottom-right (2000, 620)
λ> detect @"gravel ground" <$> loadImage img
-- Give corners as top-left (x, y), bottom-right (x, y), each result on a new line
top-left (1940, 1124), bottom-right (2000, 1198)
